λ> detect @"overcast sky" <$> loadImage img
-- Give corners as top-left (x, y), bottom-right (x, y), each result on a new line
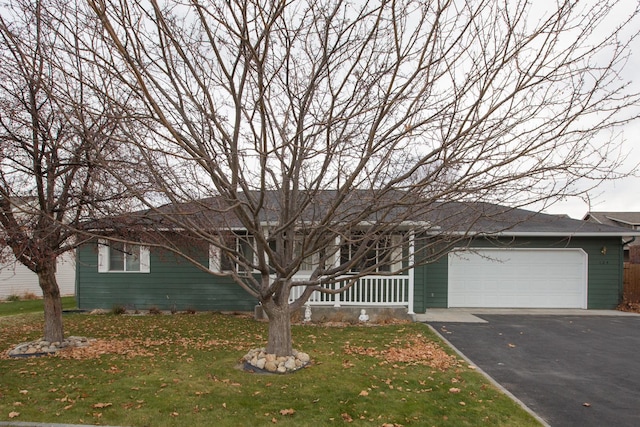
top-left (533, 0), bottom-right (640, 219)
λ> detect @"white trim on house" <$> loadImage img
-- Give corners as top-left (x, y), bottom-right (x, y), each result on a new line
top-left (441, 231), bottom-right (640, 237)
top-left (97, 240), bottom-right (150, 273)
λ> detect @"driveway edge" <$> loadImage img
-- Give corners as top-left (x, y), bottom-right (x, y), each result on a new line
top-left (426, 324), bottom-right (550, 427)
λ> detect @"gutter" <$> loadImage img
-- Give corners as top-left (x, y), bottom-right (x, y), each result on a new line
top-left (426, 231), bottom-right (640, 238)
top-left (622, 237), bottom-right (636, 247)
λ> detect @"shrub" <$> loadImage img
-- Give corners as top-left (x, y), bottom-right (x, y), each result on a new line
top-left (21, 292), bottom-right (39, 300)
top-left (5, 294), bottom-right (20, 302)
top-left (111, 305), bottom-right (126, 315)
top-left (148, 306), bottom-right (162, 315)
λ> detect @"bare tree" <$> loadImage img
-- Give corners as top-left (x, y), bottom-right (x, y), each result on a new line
top-left (87, 0), bottom-right (639, 356)
top-left (0, 0), bottom-right (138, 342)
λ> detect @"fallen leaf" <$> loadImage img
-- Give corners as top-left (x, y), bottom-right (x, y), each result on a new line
top-left (8, 412), bottom-right (19, 418)
top-left (508, 343), bottom-right (516, 348)
top-left (18, 390), bottom-right (28, 395)
top-left (583, 402), bottom-right (592, 407)
top-left (359, 390), bottom-right (369, 396)
top-left (279, 408), bottom-right (295, 416)
top-left (459, 401), bottom-right (466, 406)
top-left (449, 387), bottom-right (461, 393)
top-left (341, 413), bottom-right (353, 422)
top-left (92, 402), bottom-right (112, 409)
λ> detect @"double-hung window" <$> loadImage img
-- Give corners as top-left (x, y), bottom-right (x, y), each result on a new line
top-left (341, 233), bottom-right (403, 273)
top-left (209, 232), bottom-right (255, 273)
top-left (98, 240), bottom-right (150, 273)
top-left (294, 237), bottom-right (323, 272)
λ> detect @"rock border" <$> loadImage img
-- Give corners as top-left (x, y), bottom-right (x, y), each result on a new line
top-left (7, 336), bottom-right (94, 358)
top-left (242, 348), bottom-right (310, 374)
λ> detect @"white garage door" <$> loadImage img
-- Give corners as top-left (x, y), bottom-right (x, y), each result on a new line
top-left (448, 248), bottom-right (587, 308)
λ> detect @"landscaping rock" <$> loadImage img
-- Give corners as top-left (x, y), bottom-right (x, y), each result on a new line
top-left (242, 347), bottom-right (311, 374)
top-left (7, 336), bottom-right (94, 358)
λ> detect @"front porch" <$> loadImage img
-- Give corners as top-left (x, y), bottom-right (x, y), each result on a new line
top-left (288, 274), bottom-right (414, 314)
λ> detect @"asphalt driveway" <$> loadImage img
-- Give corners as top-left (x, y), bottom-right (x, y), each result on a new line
top-left (429, 315), bottom-right (640, 427)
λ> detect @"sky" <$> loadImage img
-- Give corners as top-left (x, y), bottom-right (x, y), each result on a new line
top-left (534, 0), bottom-right (640, 219)
top-left (541, 118), bottom-right (640, 219)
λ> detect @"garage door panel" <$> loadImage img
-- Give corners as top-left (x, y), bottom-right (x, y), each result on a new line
top-left (448, 249), bottom-right (587, 308)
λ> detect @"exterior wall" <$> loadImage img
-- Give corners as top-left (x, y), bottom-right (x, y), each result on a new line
top-left (76, 242), bottom-right (257, 312)
top-left (77, 235), bottom-right (624, 313)
top-left (412, 236), bottom-right (624, 312)
top-left (0, 251), bottom-right (76, 299)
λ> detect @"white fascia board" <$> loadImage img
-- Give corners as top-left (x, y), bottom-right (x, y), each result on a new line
top-left (432, 231), bottom-right (640, 237)
top-left (259, 220), bottom-right (436, 230)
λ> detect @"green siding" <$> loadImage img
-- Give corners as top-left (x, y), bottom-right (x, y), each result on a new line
top-left (78, 235), bottom-right (624, 314)
top-left (77, 243), bottom-right (257, 312)
top-left (412, 236), bottom-right (624, 312)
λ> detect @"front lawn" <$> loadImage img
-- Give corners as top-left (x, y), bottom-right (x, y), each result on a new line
top-left (0, 311), bottom-right (541, 426)
top-left (0, 296), bottom-right (77, 317)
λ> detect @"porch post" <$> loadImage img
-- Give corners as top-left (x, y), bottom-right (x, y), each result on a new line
top-left (407, 230), bottom-right (415, 315)
top-left (333, 236), bottom-right (341, 307)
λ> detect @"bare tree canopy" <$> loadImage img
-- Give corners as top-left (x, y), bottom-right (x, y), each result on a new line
top-left (86, 0), bottom-right (640, 355)
top-left (0, 0), bottom-right (139, 342)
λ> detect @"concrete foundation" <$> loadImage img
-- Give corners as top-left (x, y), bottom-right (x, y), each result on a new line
top-left (254, 305), bottom-right (413, 323)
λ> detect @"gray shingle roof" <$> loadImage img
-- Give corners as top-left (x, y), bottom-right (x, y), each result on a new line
top-left (87, 191), bottom-right (640, 238)
top-left (424, 202), bottom-right (640, 236)
top-left (584, 212), bottom-right (640, 227)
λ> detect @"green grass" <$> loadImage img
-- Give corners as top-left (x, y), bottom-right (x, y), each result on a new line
top-left (0, 311), bottom-right (542, 426)
top-left (0, 296), bottom-right (77, 317)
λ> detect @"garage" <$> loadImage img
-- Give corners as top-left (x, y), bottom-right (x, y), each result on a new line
top-left (448, 248), bottom-right (588, 308)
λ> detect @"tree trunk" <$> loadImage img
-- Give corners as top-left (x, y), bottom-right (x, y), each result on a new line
top-left (38, 260), bottom-right (64, 343)
top-left (259, 277), bottom-right (296, 356)
top-left (262, 298), bottom-right (293, 357)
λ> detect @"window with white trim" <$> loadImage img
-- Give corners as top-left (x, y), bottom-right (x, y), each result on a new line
top-left (209, 232), bottom-right (255, 273)
top-left (98, 240), bottom-right (150, 273)
top-left (340, 233), bottom-right (403, 273)
top-left (294, 237), bottom-right (325, 272)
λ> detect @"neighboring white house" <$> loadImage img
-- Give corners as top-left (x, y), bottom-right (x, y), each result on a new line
top-left (0, 251), bottom-right (76, 299)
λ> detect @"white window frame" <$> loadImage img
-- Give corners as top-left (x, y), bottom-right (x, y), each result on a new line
top-left (98, 240), bottom-right (150, 273)
top-left (208, 232), bottom-right (256, 273)
top-left (294, 236), bottom-right (322, 272)
top-left (341, 233), bottom-right (404, 273)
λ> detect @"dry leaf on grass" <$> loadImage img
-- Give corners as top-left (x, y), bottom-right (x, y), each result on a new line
top-left (8, 412), bottom-right (19, 418)
top-left (92, 402), bottom-right (112, 409)
top-left (344, 334), bottom-right (459, 370)
top-left (279, 408), bottom-right (295, 416)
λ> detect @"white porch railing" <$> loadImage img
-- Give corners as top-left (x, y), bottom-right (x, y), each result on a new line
top-left (288, 275), bottom-right (410, 307)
